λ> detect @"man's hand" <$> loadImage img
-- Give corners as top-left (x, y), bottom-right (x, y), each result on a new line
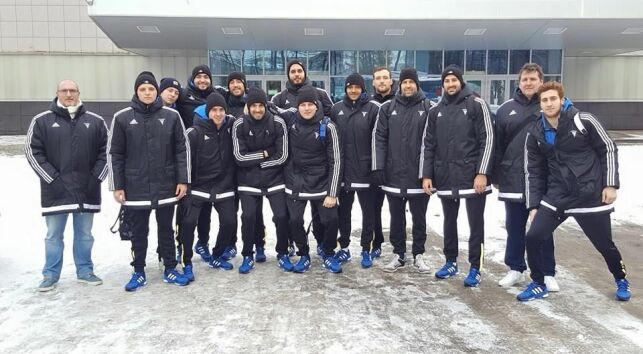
top-left (602, 186), bottom-right (617, 204)
top-left (176, 183), bottom-right (188, 199)
top-left (113, 189), bottom-right (126, 204)
top-left (529, 209), bottom-right (537, 222)
top-left (422, 178), bottom-right (433, 195)
top-left (323, 196), bottom-right (337, 208)
top-left (473, 174), bottom-right (487, 194)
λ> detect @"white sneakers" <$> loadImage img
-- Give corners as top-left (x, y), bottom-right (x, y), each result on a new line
top-left (383, 254), bottom-right (406, 272)
top-left (498, 270), bottom-right (525, 287)
top-left (413, 254), bottom-right (431, 273)
top-left (544, 275), bottom-right (560, 292)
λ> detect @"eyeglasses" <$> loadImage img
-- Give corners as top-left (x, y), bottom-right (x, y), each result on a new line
top-left (57, 89), bottom-right (79, 95)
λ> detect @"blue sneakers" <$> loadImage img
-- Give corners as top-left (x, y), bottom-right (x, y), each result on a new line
top-left (464, 268), bottom-right (481, 287)
top-left (288, 241), bottom-right (296, 257)
top-left (163, 269), bottom-right (190, 286)
top-left (323, 255), bottom-right (343, 273)
top-left (517, 282), bottom-right (549, 301)
top-left (278, 254), bottom-right (294, 272)
top-left (616, 279), bottom-right (631, 301)
top-left (183, 264), bottom-right (195, 282)
top-left (255, 247), bottom-right (267, 263)
top-left (209, 256), bottom-right (233, 270)
top-left (361, 250), bottom-right (373, 269)
top-left (239, 256), bottom-right (255, 274)
top-left (194, 243), bottom-right (212, 263)
top-left (293, 255), bottom-right (311, 273)
top-left (221, 246), bottom-right (237, 260)
top-left (370, 248), bottom-right (382, 259)
top-left (125, 272), bottom-right (147, 292)
top-left (435, 261), bottom-right (459, 279)
top-left (335, 249), bottom-right (352, 263)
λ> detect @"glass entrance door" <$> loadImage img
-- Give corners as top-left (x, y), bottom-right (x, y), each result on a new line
top-left (266, 80), bottom-right (283, 100)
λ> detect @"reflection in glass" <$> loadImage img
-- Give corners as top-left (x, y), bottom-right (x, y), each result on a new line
top-left (544, 75), bottom-right (562, 82)
top-left (466, 50), bottom-right (486, 74)
top-left (532, 50), bottom-right (562, 74)
top-left (209, 50), bottom-right (242, 75)
top-left (266, 80), bottom-right (282, 100)
top-left (265, 51), bottom-right (286, 75)
top-left (243, 50), bottom-right (266, 75)
top-left (388, 50), bottom-right (415, 72)
top-left (246, 80), bottom-right (262, 90)
top-left (468, 80), bottom-right (482, 96)
top-left (330, 77), bottom-right (346, 103)
top-left (444, 50), bottom-right (464, 69)
top-left (308, 51), bottom-right (329, 74)
top-left (212, 76), bottom-right (227, 87)
top-left (488, 50), bottom-right (508, 75)
top-left (490, 80), bottom-right (506, 105)
top-left (510, 50), bottom-right (530, 74)
top-left (509, 80), bottom-right (518, 96)
top-left (359, 51), bottom-right (386, 75)
top-left (330, 51), bottom-right (357, 75)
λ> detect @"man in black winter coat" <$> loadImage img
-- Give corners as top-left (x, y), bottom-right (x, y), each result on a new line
top-left (108, 71), bottom-right (191, 291)
top-left (331, 73), bottom-right (381, 268)
top-left (517, 81), bottom-right (630, 302)
top-left (232, 87), bottom-right (291, 273)
top-left (26, 79), bottom-right (108, 292)
top-left (373, 67), bottom-right (433, 274)
top-left (422, 65), bottom-right (494, 287)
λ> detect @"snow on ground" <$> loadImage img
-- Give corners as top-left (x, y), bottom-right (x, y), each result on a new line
top-left (0, 137), bottom-right (642, 353)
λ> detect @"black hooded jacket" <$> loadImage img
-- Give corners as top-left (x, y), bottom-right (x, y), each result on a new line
top-left (232, 111), bottom-right (288, 195)
top-left (422, 85), bottom-right (495, 199)
top-left (331, 94), bottom-right (380, 190)
top-left (108, 96), bottom-right (190, 209)
top-left (285, 109), bottom-right (342, 200)
top-left (271, 78), bottom-right (333, 116)
top-left (186, 111), bottom-right (236, 202)
top-left (525, 108), bottom-right (619, 215)
top-left (26, 98), bottom-right (108, 215)
top-left (373, 89), bottom-right (433, 197)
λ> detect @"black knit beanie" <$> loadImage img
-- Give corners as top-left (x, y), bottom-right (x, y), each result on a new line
top-left (134, 71), bottom-right (158, 93)
top-left (191, 65), bottom-right (212, 82)
top-left (205, 92), bottom-right (227, 115)
top-left (398, 67), bottom-right (419, 88)
top-left (345, 73), bottom-right (366, 93)
top-left (287, 59), bottom-right (307, 80)
top-left (296, 87), bottom-right (318, 107)
top-left (159, 77), bottom-right (181, 93)
top-left (246, 87), bottom-right (267, 107)
top-left (441, 64), bottom-right (464, 86)
top-left (227, 72), bottom-right (247, 90)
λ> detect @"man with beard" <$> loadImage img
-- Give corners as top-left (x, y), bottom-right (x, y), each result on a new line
top-left (331, 73), bottom-right (381, 268)
top-left (271, 59), bottom-right (334, 256)
top-left (373, 67), bottom-right (433, 274)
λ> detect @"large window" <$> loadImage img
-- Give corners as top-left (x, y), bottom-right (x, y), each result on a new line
top-left (532, 50), bottom-right (563, 74)
top-left (509, 50), bottom-right (530, 74)
top-left (466, 50), bottom-right (486, 74)
top-left (359, 51), bottom-right (386, 75)
top-left (308, 50), bottom-right (329, 74)
top-left (330, 50), bottom-right (357, 76)
top-left (265, 50), bottom-right (286, 75)
top-left (210, 50), bottom-right (242, 75)
top-left (388, 50), bottom-right (415, 72)
top-left (444, 50), bottom-right (464, 69)
top-left (242, 50), bottom-right (266, 75)
top-left (488, 50), bottom-right (508, 75)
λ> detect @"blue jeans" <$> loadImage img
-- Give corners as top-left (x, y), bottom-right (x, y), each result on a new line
top-left (43, 212), bottom-right (95, 281)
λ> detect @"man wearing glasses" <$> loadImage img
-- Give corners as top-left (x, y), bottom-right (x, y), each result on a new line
top-left (25, 80), bottom-right (109, 292)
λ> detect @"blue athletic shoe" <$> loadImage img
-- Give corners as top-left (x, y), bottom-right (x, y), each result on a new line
top-left (323, 255), bottom-right (343, 273)
top-left (335, 249), bottom-right (351, 263)
top-left (255, 247), bottom-right (267, 263)
top-left (125, 272), bottom-right (146, 292)
top-left (464, 268), bottom-right (481, 287)
top-left (293, 255), bottom-right (311, 273)
top-left (239, 256), bottom-right (255, 274)
top-left (288, 242), bottom-right (296, 257)
top-left (278, 254), bottom-right (294, 272)
top-left (221, 246), bottom-right (237, 260)
top-left (163, 269), bottom-right (189, 286)
top-left (435, 261), bottom-right (459, 279)
top-left (316, 245), bottom-right (324, 258)
top-left (183, 264), bottom-right (195, 283)
top-left (361, 250), bottom-right (373, 269)
top-left (517, 282), bottom-right (549, 301)
top-left (194, 243), bottom-right (212, 263)
top-left (616, 279), bottom-right (631, 301)
top-left (209, 256), bottom-right (233, 270)
top-left (370, 248), bottom-right (382, 259)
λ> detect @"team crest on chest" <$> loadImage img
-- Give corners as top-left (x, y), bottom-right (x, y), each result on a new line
top-left (462, 109), bottom-right (468, 115)
top-left (362, 111), bottom-right (368, 117)
top-left (158, 118), bottom-right (165, 125)
top-left (84, 123), bottom-right (90, 128)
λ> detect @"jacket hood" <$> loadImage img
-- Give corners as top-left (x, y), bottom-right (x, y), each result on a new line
top-left (395, 88), bottom-right (426, 106)
top-left (130, 95), bottom-right (163, 114)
